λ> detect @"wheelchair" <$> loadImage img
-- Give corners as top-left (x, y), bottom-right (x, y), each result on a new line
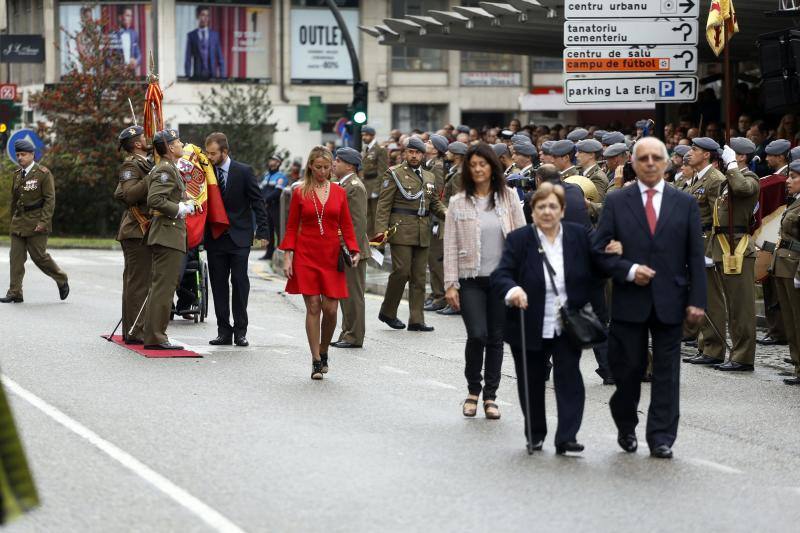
top-left (171, 246), bottom-right (209, 323)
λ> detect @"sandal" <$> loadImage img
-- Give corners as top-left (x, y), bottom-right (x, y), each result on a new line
top-left (462, 397), bottom-right (478, 417)
top-left (484, 401), bottom-right (501, 420)
top-left (311, 360), bottom-right (324, 380)
top-left (320, 353), bottom-right (329, 374)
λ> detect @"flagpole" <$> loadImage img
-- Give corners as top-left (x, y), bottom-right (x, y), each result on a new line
top-left (723, 23), bottom-right (732, 143)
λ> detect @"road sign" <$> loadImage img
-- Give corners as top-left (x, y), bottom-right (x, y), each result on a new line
top-left (564, 46), bottom-right (698, 74)
top-left (564, 19), bottom-right (699, 47)
top-left (6, 129), bottom-right (45, 161)
top-left (564, 76), bottom-right (698, 104)
top-left (0, 84), bottom-right (17, 101)
top-left (565, 0), bottom-right (699, 19)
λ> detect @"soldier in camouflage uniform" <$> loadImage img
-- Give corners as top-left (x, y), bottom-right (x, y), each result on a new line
top-left (1, 139), bottom-right (69, 303)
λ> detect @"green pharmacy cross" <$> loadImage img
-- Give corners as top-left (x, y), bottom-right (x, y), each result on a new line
top-left (297, 96), bottom-right (327, 131)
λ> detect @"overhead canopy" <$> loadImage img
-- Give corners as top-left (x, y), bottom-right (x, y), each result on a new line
top-left (359, 0), bottom-right (782, 63)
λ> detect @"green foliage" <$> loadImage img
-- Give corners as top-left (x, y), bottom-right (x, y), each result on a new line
top-left (197, 83), bottom-right (283, 175)
top-left (28, 15), bottom-right (146, 236)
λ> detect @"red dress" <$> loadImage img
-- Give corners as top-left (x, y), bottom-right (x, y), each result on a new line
top-left (279, 183), bottom-right (359, 298)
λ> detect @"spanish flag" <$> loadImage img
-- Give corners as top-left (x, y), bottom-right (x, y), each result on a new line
top-left (706, 0), bottom-right (739, 57)
top-left (177, 145), bottom-right (230, 249)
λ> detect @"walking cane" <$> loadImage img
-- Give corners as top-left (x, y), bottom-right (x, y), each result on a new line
top-left (105, 317), bottom-right (123, 341)
top-left (127, 294), bottom-right (149, 339)
top-left (520, 307), bottom-right (535, 455)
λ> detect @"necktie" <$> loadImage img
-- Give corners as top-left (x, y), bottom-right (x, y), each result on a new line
top-left (218, 168), bottom-right (226, 195)
top-left (645, 189), bottom-right (658, 235)
top-left (21, 169), bottom-right (26, 179)
top-left (414, 168), bottom-right (422, 180)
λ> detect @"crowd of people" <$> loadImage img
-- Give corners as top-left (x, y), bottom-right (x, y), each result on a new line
top-left (3, 110), bottom-right (799, 461)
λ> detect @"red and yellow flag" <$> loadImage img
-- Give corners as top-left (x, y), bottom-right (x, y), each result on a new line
top-left (706, 0), bottom-right (739, 57)
top-left (143, 76), bottom-right (163, 139)
top-left (177, 144), bottom-right (230, 249)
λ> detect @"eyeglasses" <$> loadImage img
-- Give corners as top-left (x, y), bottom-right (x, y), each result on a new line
top-left (636, 154), bottom-right (666, 162)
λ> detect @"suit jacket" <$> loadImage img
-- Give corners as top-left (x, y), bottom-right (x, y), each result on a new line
top-left (524, 182), bottom-right (592, 230)
top-left (205, 159), bottom-right (269, 250)
top-left (490, 222), bottom-right (599, 351)
top-left (10, 163), bottom-right (56, 237)
top-left (592, 182), bottom-right (707, 325)
top-left (184, 28), bottom-right (225, 79)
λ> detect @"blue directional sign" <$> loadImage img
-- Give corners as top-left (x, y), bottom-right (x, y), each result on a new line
top-left (6, 128), bottom-right (45, 162)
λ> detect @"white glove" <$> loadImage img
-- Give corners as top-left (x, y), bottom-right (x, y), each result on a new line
top-left (176, 202), bottom-right (195, 219)
top-left (721, 145), bottom-right (736, 167)
top-left (794, 278), bottom-right (800, 289)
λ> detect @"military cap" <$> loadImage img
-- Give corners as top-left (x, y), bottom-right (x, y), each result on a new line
top-left (541, 140), bottom-right (555, 155)
top-left (270, 153), bottom-right (284, 163)
top-left (448, 141), bottom-right (468, 156)
top-left (118, 125), bottom-right (144, 143)
top-left (406, 136), bottom-right (427, 153)
top-left (635, 119), bottom-right (649, 130)
top-left (511, 133), bottom-right (532, 144)
top-left (692, 137), bottom-right (720, 152)
top-left (576, 139), bottom-right (603, 153)
top-left (602, 131), bottom-right (625, 145)
top-left (683, 153), bottom-right (692, 165)
top-left (729, 137), bottom-right (756, 155)
top-left (567, 128), bottom-right (589, 142)
top-left (361, 126), bottom-right (376, 136)
top-left (513, 142), bottom-right (537, 157)
top-left (492, 143), bottom-right (509, 157)
top-left (153, 129), bottom-right (179, 145)
top-left (791, 146), bottom-right (800, 161)
top-left (593, 129), bottom-right (607, 141)
top-left (336, 147), bottom-right (362, 167)
top-left (430, 134), bottom-right (449, 154)
top-left (456, 125), bottom-right (470, 134)
top-left (673, 145), bottom-right (691, 157)
top-left (765, 139), bottom-right (791, 155)
top-left (790, 159), bottom-right (800, 173)
top-left (498, 129), bottom-right (514, 139)
top-left (14, 139), bottom-right (36, 153)
top-left (603, 143), bottom-right (628, 158)
top-left (550, 139), bottom-right (575, 157)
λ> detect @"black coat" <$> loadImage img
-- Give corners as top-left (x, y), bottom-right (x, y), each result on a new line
top-left (205, 159), bottom-right (269, 250)
top-left (491, 222), bottom-right (601, 351)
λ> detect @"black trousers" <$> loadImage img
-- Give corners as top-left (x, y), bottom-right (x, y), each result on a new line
top-left (511, 335), bottom-right (584, 445)
top-left (590, 284), bottom-right (611, 375)
top-left (608, 309), bottom-right (682, 449)
top-left (459, 277), bottom-right (505, 400)
top-left (207, 236), bottom-right (251, 338)
top-left (265, 201), bottom-right (281, 258)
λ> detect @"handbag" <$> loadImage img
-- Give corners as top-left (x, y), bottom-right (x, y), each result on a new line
top-left (535, 230), bottom-right (607, 349)
top-left (338, 244), bottom-right (353, 272)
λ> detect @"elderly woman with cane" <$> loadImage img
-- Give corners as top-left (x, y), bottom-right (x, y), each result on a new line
top-left (491, 183), bottom-right (621, 454)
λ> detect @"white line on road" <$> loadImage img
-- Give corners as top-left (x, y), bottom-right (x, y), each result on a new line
top-left (424, 379), bottom-right (457, 390)
top-left (381, 365), bottom-right (410, 375)
top-left (1, 375), bottom-right (247, 533)
top-left (686, 458), bottom-right (744, 475)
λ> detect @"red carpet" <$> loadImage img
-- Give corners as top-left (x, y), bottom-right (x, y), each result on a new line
top-left (101, 335), bottom-right (203, 358)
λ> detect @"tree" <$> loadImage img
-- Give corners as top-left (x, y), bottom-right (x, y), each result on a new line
top-left (197, 83), bottom-right (283, 176)
top-left (28, 14), bottom-right (145, 236)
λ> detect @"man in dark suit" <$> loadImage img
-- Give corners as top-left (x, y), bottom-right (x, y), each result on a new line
top-left (204, 132), bottom-right (269, 346)
top-left (535, 164), bottom-right (592, 230)
top-left (593, 137), bottom-right (707, 459)
top-left (184, 6), bottom-right (225, 80)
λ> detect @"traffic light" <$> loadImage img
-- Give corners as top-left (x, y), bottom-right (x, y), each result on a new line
top-left (0, 102), bottom-right (22, 130)
top-left (351, 81), bottom-right (368, 125)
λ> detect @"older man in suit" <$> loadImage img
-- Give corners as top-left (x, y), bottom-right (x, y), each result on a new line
top-left (184, 6), bottom-right (225, 79)
top-left (593, 137), bottom-right (707, 459)
top-left (204, 132), bottom-right (269, 347)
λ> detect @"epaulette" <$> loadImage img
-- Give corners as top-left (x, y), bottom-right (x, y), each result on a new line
top-left (38, 165), bottom-right (49, 173)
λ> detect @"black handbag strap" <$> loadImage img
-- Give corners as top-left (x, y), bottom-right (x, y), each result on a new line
top-left (531, 226), bottom-right (562, 301)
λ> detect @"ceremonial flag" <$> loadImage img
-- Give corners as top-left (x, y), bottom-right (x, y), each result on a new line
top-left (177, 144), bottom-right (230, 249)
top-left (706, 0), bottom-right (739, 57)
top-left (142, 53), bottom-right (163, 139)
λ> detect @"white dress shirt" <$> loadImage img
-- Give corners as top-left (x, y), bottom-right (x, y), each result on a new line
top-left (626, 179), bottom-right (665, 282)
top-left (22, 161), bottom-right (36, 176)
top-left (505, 225), bottom-right (567, 339)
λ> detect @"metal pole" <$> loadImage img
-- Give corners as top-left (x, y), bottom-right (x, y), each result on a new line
top-left (724, 24), bottom-right (732, 143)
top-left (655, 104), bottom-right (666, 141)
top-left (325, 0), bottom-right (363, 151)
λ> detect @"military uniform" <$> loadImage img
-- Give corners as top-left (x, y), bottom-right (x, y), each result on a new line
top-left (761, 162), bottom-right (790, 345)
top-left (708, 161), bottom-right (760, 368)
top-left (3, 159), bottom-right (68, 302)
top-left (375, 161), bottom-right (447, 327)
top-left (336, 169), bottom-right (369, 347)
top-left (686, 160), bottom-right (727, 363)
top-left (142, 156), bottom-right (188, 347)
top-left (426, 155), bottom-right (447, 308)
top-left (114, 151), bottom-right (153, 341)
top-left (361, 139), bottom-right (389, 236)
top-left (772, 191), bottom-right (800, 380)
top-left (581, 163), bottom-right (609, 201)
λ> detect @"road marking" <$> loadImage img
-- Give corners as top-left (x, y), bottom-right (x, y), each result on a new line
top-left (424, 379), bottom-right (457, 390)
top-left (495, 399), bottom-right (513, 407)
top-left (249, 325), bottom-right (266, 331)
top-left (381, 365), bottom-right (409, 375)
top-left (1, 375), bottom-right (247, 533)
top-left (686, 458), bottom-right (743, 475)
top-left (169, 337), bottom-right (210, 356)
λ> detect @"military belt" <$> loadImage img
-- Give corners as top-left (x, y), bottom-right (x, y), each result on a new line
top-left (711, 225), bottom-right (749, 235)
top-left (778, 239), bottom-right (800, 253)
top-left (761, 241), bottom-right (777, 253)
top-left (392, 207), bottom-right (429, 217)
top-left (22, 200), bottom-right (45, 212)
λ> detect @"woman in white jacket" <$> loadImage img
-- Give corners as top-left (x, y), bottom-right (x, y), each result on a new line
top-left (443, 142), bottom-right (526, 420)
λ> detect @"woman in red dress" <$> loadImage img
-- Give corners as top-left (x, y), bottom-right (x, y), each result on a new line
top-left (280, 146), bottom-right (360, 380)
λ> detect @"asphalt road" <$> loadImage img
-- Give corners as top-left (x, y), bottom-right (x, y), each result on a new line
top-left (0, 247), bottom-right (799, 533)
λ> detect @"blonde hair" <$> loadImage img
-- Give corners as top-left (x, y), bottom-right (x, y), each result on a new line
top-left (301, 146), bottom-right (333, 198)
top-left (530, 181), bottom-right (566, 210)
